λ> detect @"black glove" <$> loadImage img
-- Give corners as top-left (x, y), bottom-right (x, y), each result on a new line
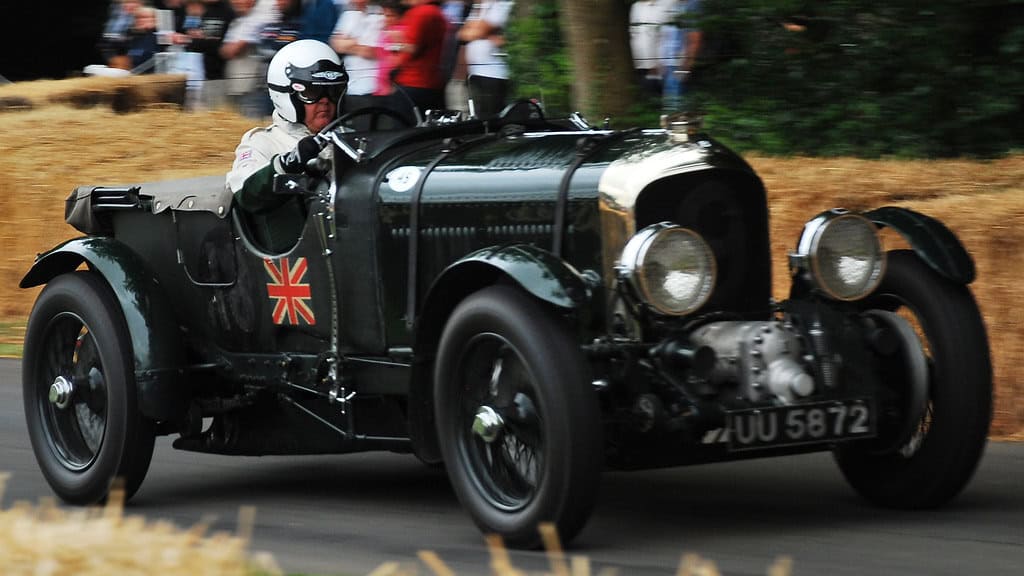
top-left (276, 135), bottom-right (324, 174)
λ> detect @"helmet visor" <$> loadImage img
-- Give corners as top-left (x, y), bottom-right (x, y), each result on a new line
top-left (270, 58), bottom-right (349, 104)
top-left (292, 83), bottom-right (347, 104)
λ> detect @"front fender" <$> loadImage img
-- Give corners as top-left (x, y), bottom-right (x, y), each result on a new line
top-left (422, 243), bottom-right (591, 327)
top-left (21, 237), bottom-right (186, 420)
top-left (414, 244), bottom-right (591, 352)
top-left (867, 206), bottom-right (976, 284)
top-left (407, 243), bottom-right (591, 464)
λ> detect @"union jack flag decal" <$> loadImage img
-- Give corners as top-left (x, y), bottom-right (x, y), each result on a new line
top-left (264, 257), bottom-right (316, 325)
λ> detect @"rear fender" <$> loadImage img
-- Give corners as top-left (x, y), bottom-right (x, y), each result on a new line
top-left (407, 243), bottom-right (591, 463)
top-left (867, 206), bottom-right (975, 284)
top-left (21, 237), bottom-right (187, 421)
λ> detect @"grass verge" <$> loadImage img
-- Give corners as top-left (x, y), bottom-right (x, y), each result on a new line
top-left (0, 322), bottom-right (24, 358)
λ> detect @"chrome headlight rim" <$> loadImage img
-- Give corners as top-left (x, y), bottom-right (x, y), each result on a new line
top-left (796, 210), bottom-right (886, 302)
top-left (618, 222), bottom-right (717, 316)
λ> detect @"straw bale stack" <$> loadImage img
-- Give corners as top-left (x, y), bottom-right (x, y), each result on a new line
top-left (0, 75), bottom-right (187, 114)
top-left (0, 475), bottom-right (280, 576)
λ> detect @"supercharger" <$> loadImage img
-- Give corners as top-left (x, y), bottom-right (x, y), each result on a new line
top-left (690, 319), bottom-right (818, 404)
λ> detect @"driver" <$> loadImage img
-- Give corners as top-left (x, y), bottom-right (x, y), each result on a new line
top-left (227, 39), bottom-right (348, 251)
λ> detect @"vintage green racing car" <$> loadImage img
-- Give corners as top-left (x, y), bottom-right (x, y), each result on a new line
top-left (21, 103), bottom-right (991, 548)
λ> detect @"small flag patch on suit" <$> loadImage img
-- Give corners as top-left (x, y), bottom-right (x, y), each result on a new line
top-left (239, 150), bottom-right (252, 161)
top-left (264, 257), bottom-right (316, 325)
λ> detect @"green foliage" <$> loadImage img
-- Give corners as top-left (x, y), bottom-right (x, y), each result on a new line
top-left (0, 321), bottom-right (23, 358)
top-left (506, 0), bottom-right (573, 114)
top-left (506, 0), bottom-right (1024, 156)
top-left (694, 0), bottom-right (1024, 157)
top-left (506, 0), bottom-right (667, 128)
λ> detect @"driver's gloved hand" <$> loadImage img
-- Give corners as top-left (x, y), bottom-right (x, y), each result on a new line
top-left (275, 136), bottom-right (324, 174)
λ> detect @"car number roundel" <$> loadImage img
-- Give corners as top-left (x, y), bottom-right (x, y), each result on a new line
top-left (386, 166), bottom-right (422, 193)
top-left (264, 257), bottom-right (316, 325)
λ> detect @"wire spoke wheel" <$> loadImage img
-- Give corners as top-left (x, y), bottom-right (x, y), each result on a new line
top-left (457, 334), bottom-right (545, 511)
top-left (37, 314), bottom-right (110, 471)
top-left (834, 250), bottom-right (992, 509)
top-left (435, 286), bottom-right (602, 548)
top-left (898, 400), bottom-right (934, 459)
top-left (23, 272), bottom-right (156, 505)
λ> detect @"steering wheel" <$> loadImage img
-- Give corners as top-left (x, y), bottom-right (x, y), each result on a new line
top-left (498, 99), bottom-right (546, 123)
top-left (333, 106), bottom-right (414, 132)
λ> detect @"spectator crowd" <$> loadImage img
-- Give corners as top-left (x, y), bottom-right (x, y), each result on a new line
top-left (96, 0), bottom-right (702, 119)
top-left (630, 0), bottom-right (702, 111)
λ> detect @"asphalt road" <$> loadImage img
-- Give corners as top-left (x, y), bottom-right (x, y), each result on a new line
top-left (2, 357), bottom-right (1021, 576)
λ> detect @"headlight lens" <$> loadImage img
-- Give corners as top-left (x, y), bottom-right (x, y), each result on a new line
top-left (619, 223), bottom-right (716, 315)
top-left (796, 211), bottom-right (885, 301)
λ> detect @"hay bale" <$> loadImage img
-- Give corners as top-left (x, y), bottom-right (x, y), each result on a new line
top-left (58, 89), bottom-right (111, 110)
top-left (0, 75), bottom-right (187, 113)
top-left (0, 479), bottom-right (281, 576)
top-left (0, 97), bottom-right (32, 112)
top-left (111, 86), bottom-right (141, 114)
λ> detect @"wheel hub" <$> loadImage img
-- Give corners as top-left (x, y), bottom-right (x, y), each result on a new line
top-left (863, 309), bottom-right (929, 455)
top-left (472, 405), bottom-right (504, 444)
top-left (48, 376), bottom-right (74, 410)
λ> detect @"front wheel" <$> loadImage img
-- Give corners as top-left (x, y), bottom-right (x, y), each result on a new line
top-left (835, 250), bottom-right (992, 508)
top-left (434, 286), bottom-right (602, 548)
top-left (23, 272), bottom-right (155, 504)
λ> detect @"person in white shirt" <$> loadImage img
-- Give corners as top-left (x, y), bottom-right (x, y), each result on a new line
top-left (629, 0), bottom-right (671, 97)
top-left (221, 0), bottom-right (281, 116)
top-left (458, 0), bottom-right (513, 118)
top-left (330, 0), bottom-right (385, 110)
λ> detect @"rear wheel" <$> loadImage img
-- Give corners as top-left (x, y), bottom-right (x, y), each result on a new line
top-left (835, 250), bottom-right (992, 508)
top-left (434, 286), bottom-right (602, 548)
top-left (23, 272), bottom-right (155, 504)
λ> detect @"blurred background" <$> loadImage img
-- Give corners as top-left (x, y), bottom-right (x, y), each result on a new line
top-left (2, 1), bottom-right (1023, 157)
top-left (0, 3), bottom-right (111, 82)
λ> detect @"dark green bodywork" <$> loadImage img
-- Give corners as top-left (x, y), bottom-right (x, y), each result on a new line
top-left (21, 115), bottom-right (978, 460)
top-left (17, 123), bottom-right (784, 451)
top-left (21, 237), bottom-right (186, 420)
top-left (866, 206), bottom-right (976, 284)
top-left (373, 131), bottom-right (611, 347)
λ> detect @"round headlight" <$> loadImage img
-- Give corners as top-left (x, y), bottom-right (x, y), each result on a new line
top-left (619, 223), bottom-right (716, 315)
top-left (798, 211), bottom-right (885, 301)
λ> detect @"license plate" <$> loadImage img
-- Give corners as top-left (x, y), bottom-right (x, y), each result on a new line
top-left (726, 398), bottom-right (875, 451)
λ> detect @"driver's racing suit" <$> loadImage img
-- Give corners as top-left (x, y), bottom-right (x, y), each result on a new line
top-left (227, 112), bottom-right (333, 252)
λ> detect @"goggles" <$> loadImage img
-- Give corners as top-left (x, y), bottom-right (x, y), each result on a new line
top-left (292, 83), bottom-right (346, 104)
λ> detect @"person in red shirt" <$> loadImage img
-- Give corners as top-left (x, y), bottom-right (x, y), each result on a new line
top-left (374, 2), bottom-right (409, 97)
top-left (389, 0), bottom-right (448, 122)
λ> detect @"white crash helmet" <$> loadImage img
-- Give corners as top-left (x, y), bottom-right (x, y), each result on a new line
top-left (267, 39), bottom-right (349, 124)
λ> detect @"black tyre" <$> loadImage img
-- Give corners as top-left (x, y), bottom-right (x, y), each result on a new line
top-left (23, 272), bottom-right (155, 504)
top-left (835, 250), bottom-right (992, 508)
top-left (434, 286), bottom-right (602, 548)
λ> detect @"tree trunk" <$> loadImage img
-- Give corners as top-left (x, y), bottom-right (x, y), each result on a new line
top-left (513, 0), bottom-right (541, 18)
top-left (557, 0), bottom-right (635, 120)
